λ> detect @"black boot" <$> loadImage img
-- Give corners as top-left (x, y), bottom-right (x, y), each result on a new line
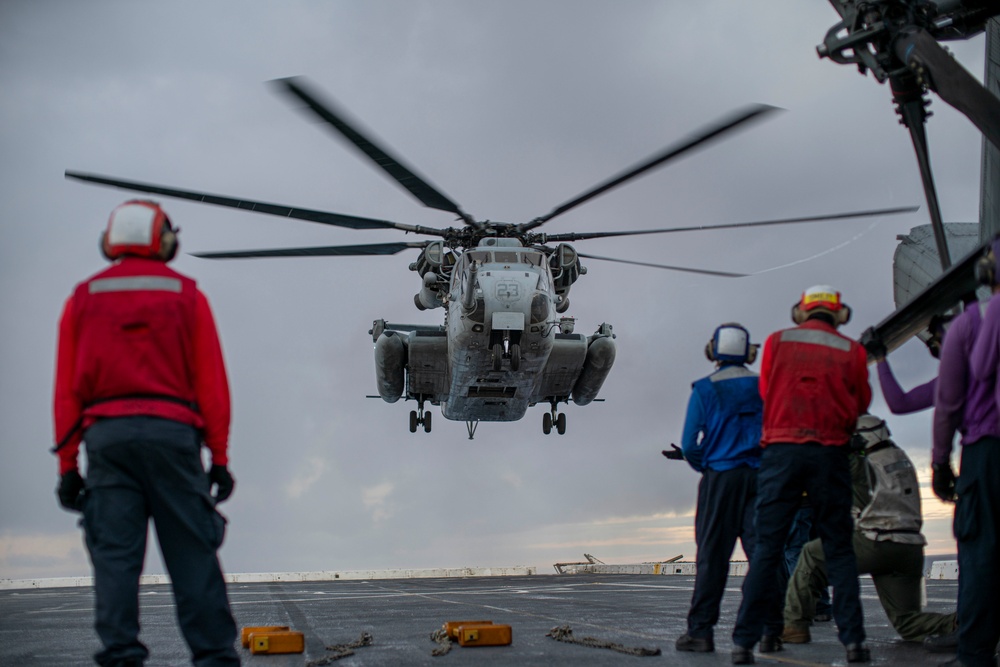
top-left (675, 634), bottom-right (714, 652)
top-left (731, 645), bottom-right (755, 664)
top-left (846, 642), bottom-right (871, 663)
top-left (923, 630), bottom-right (958, 653)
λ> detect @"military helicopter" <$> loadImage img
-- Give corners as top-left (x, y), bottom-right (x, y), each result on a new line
top-left (817, 0), bottom-right (1000, 353)
top-left (66, 77), bottom-right (917, 438)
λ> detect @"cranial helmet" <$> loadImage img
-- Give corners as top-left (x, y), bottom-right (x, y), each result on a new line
top-left (100, 200), bottom-right (178, 261)
top-left (791, 284), bottom-right (851, 326)
top-left (705, 322), bottom-right (758, 365)
top-left (974, 234), bottom-right (1000, 287)
top-left (852, 414), bottom-right (891, 451)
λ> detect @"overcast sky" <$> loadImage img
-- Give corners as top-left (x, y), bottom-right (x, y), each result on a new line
top-left (0, 1), bottom-right (987, 581)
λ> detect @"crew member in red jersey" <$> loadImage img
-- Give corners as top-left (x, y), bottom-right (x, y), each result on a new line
top-left (53, 200), bottom-right (240, 667)
top-left (730, 285), bottom-right (871, 666)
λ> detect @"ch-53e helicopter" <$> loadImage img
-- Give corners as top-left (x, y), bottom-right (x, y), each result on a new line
top-left (67, 77), bottom-right (917, 438)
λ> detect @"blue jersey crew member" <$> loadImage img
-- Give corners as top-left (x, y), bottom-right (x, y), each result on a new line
top-left (53, 201), bottom-right (241, 667)
top-left (731, 285), bottom-right (871, 665)
top-left (936, 235), bottom-right (1000, 667)
top-left (673, 323), bottom-right (763, 653)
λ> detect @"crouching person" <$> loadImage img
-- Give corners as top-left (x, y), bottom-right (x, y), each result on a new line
top-left (782, 415), bottom-right (955, 646)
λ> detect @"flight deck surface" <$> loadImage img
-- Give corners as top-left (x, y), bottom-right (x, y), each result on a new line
top-left (0, 574), bottom-right (959, 666)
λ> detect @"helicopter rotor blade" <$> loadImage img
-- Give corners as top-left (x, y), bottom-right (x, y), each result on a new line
top-left (520, 103), bottom-right (781, 232)
top-left (576, 252), bottom-right (747, 277)
top-left (64, 171), bottom-right (450, 237)
top-left (894, 28), bottom-right (1000, 152)
top-left (274, 77), bottom-right (476, 225)
top-left (191, 241), bottom-right (427, 259)
top-left (541, 206), bottom-right (919, 243)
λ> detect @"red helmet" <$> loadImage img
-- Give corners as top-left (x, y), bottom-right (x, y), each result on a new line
top-left (792, 284), bottom-right (851, 325)
top-left (100, 200), bottom-right (178, 261)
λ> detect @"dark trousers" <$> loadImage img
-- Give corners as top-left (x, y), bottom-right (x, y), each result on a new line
top-left (783, 506), bottom-right (831, 615)
top-left (954, 437), bottom-right (1000, 667)
top-left (687, 466), bottom-right (758, 639)
top-left (82, 417), bottom-right (240, 667)
top-left (732, 443), bottom-right (864, 649)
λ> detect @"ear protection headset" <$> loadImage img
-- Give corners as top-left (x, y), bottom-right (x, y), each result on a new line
top-left (100, 200), bottom-right (178, 262)
top-left (705, 322), bottom-right (758, 365)
top-left (791, 285), bottom-right (851, 326)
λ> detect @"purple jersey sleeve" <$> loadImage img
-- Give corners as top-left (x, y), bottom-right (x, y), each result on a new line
top-left (877, 360), bottom-right (936, 414)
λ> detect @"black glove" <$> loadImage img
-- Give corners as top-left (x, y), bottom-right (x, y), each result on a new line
top-left (931, 463), bottom-right (957, 503)
top-left (860, 327), bottom-right (887, 361)
top-left (209, 464), bottom-right (235, 504)
top-left (661, 444), bottom-right (684, 461)
top-left (57, 470), bottom-right (85, 512)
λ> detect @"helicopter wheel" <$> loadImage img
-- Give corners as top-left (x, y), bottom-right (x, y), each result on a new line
top-left (492, 343), bottom-right (503, 371)
top-left (409, 410), bottom-right (418, 433)
top-left (542, 412), bottom-right (552, 435)
top-left (423, 410), bottom-right (432, 433)
top-left (510, 343), bottom-right (521, 371)
top-left (556, 412), bottom-right (567, 435)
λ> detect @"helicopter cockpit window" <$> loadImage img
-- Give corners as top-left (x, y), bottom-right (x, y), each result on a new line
top-left (493, 251), bottom-right (519, 264)
top-left (523, 253), bottom-right (543, 267)
top-left (467, 250), bottom-right (491, 264)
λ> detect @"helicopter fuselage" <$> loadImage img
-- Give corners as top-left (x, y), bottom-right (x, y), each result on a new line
top-left (443, 240), bottom-right (555, 421)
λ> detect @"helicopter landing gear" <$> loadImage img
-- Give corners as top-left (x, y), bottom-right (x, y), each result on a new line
top-left (491, 331), bottom-right (522, 371)
top-left (409, 399), bottom-right (432, 433)
top-left (543, 402), bottom-right (566, 435)
top-left (492, 343), bottom-right (503, 371)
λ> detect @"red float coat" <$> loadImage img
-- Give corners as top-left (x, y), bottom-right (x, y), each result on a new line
top-left (53, 257), bottom-right (231, 474)
top-left (758, 318), bottom-right (871, 447)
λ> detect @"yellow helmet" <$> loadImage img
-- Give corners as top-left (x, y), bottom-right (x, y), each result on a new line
top-left (792, 284), bottom-right (851, 325)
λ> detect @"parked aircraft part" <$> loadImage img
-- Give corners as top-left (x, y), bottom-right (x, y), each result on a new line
top-left (893, 223), bottom-right (981, 308)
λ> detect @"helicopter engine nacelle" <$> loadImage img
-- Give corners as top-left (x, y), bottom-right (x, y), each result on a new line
top-left (414, 271), bottom-right (443, 311)
top-left (410, 240), bottom-right (454, 311)
top-left (374, 331), bottom-right (406, 402)
top-left (410, 240), bottom-right (455, 279)
top-left (550, 243), bottom-right (586, 313)
top-left (572, 324), bottom-right (616, 406)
